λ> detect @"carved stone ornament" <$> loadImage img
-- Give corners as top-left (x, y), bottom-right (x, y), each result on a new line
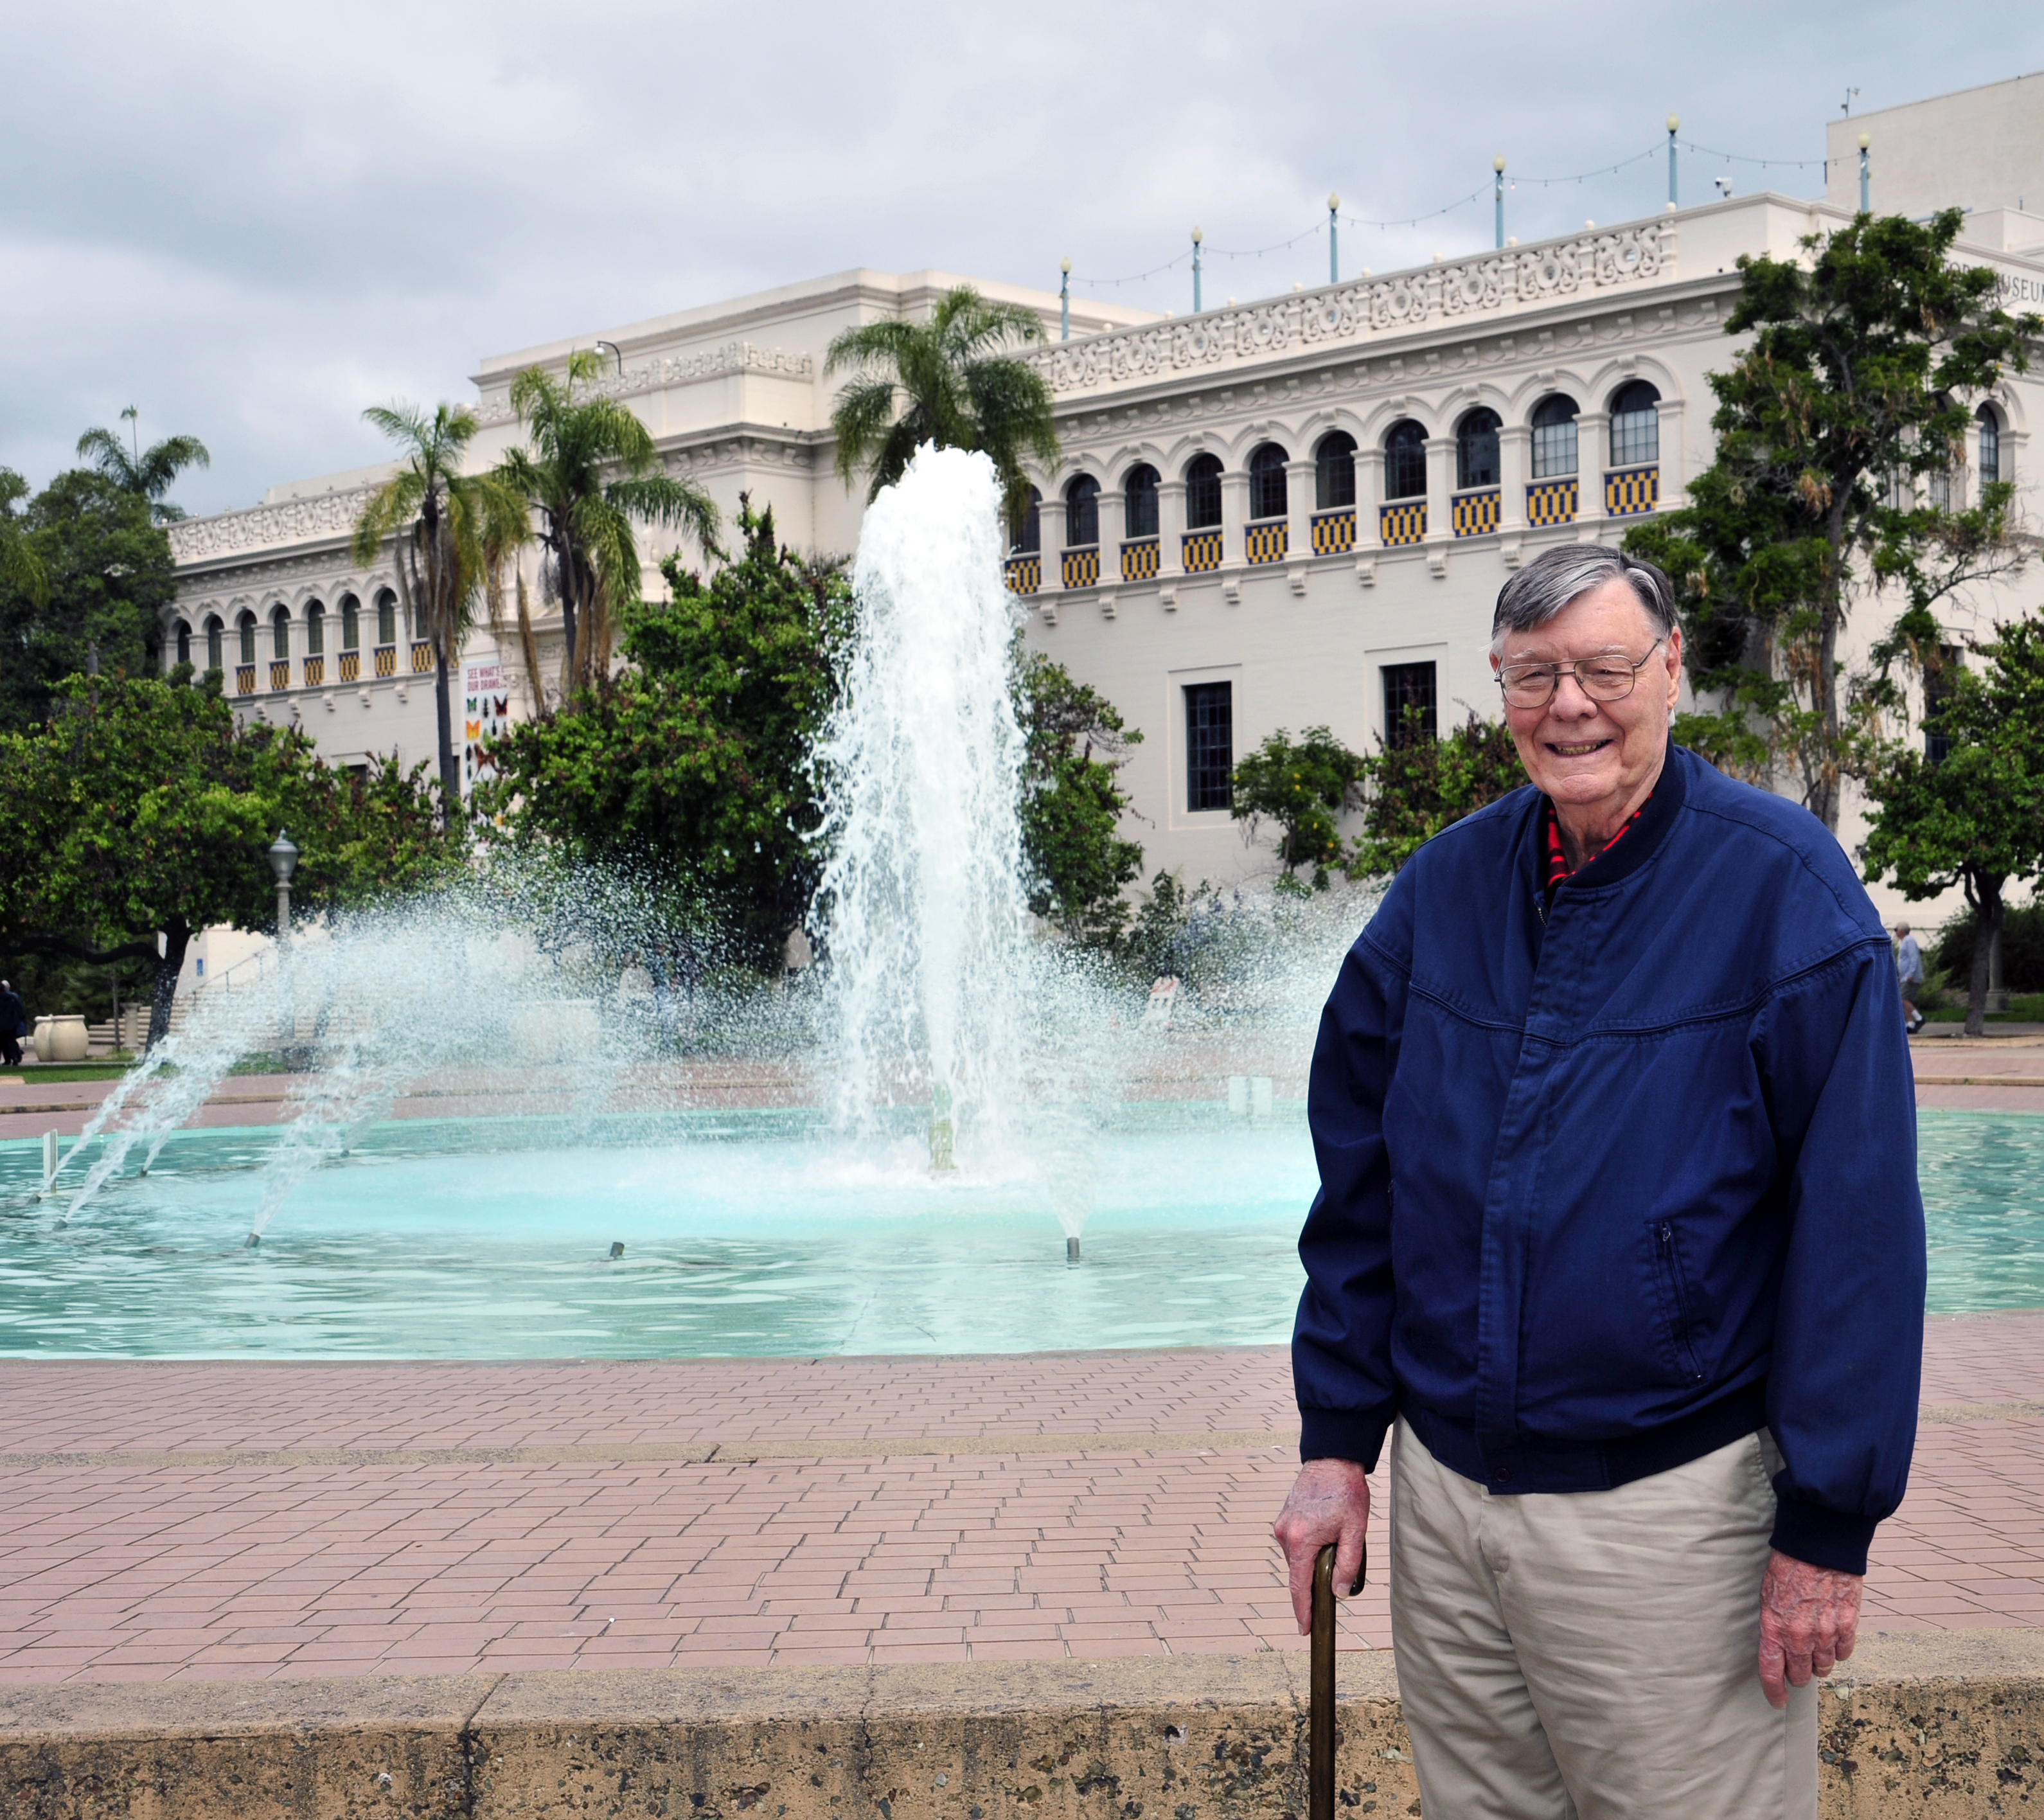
top-left (472, 342), bottom-right (816, 425)
top-left (168, 485), bottom-right (378, 564)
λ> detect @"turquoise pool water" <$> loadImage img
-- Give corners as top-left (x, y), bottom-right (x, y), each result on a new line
top-left (0, 1109), bottom-right (2033, 1358)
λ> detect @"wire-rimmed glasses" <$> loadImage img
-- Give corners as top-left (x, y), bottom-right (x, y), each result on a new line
top-left (1497, 639), bottom-right (1665, 709)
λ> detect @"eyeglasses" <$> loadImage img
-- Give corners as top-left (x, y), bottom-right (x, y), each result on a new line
top-left (1497, 639), bottom-right (1665, 709)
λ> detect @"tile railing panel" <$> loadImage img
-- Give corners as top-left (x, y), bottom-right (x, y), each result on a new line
top-left (1061, 547), bottom-right (1101, 590)
top-left (373, 643), bottom-right (398, 678)
top-left (1004, 554), bottom-right (1040, 596)
top-left (1379, 502), bottom-right (1426, 547)
top-left (1310, 510), bottom-right (1356, 554)
top-left (1604, 466), bottom-right (1660, 517)
top-left (235, 665), bottom-right (256, 696)
top-left (411, 641), bottom-right (434, 674)
top-left (303, 656), bottom-right (324, 688)
top-left (1451, 489), bottom-right (1501, 537)
top-left (269, 660), bottom-right (291, 692)
top-left (1244, 521), bottom-right (1288, 565)
top-left (1121, 539), bottom-right (1160, 581)
top-left (1526, 478), bottom-right (1579, 526)
top-left (338, 650), bottom-right (361, 683)
top-left (1182, 530), bottom-right (1224, 573)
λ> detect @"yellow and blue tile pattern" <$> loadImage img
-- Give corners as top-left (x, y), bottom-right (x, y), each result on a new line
top-left (1004, 555), bottom-right (1041, 596)
top-left (1062, 548), bottom-right (1101, 589)
top-left (1604, 466), bottom-right (1660, 517)
top-left (1380, 503), bottom-right (1426, 548)
top-left (1183, 530), bottom-right (1223, 573)
top-left (1526, 479), bottom-right (1579, 526)
top-left (1452, 490), bottom-right (1500, 538)
top-left (1245, 522), bottom-right (1288, 565)
top-left (1310, 510), bottom-right (1355, 554)
top-left (1121, 539), bottom-right (1160, 581)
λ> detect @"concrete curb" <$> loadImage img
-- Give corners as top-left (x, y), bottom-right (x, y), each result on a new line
top-left (4, 1632), bottom-right (2044, 1818)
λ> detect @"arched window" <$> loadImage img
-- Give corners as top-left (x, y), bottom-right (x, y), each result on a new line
top-left (1315, 432), bottom-right (1356, 510)
top-left (375, 589), bottom-right (398, 647)
top-left (1609, 380), bottom-right (1661, 467)
top-left (1383, 421), bottom-right (1426, 501)
top-left (205, 615), bottom-right (224, 672)
top-left (237, 611), bottom-right (257, 666)
top-left (339, 593), bottom-right (361, 650)
top-left (1249, 444), bottom-right (1289, 521)
top-left (1123, 464), bottom-right (1159, 538)
top-left (1979, 404), bottom-right (2003, 486)
top-left (270, 604), bottom-right (290, 661)
top-left (175, 621), bottom-right (191, 667)
top-left (1456, 409), bottom-right (1501, 490)
top-left (1065, 474), bottom-right (1100, 547)
top-left (304, 600), bottom-right (325, 657)
top-left (1531, 395), bottom-right (1579, 478)
top-left (1011, 488), bottom-right (1041, 554)
top-left (1185, 453), bottom-right (1223, 529)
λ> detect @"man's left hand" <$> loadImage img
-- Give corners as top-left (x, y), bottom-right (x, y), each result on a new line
top-left (1757, 1549), bottom-right (1862, 1708)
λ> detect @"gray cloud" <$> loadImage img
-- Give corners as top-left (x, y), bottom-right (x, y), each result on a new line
top-left (4, 0), bottom-right (2037, 514)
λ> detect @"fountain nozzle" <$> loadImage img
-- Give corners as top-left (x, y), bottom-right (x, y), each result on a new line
top-left (1067, 1235), bottom-right (1081, 1263)
top-left (929, 1084), bottom-right (956, 1173)
top-left (243, 1233), bottom-right (260, 1249)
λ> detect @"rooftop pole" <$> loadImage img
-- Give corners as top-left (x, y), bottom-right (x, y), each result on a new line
top-left (1858, 132), bottom-right (1871, 212)
top-left (1493, 157), bottom-right (1506, 249)
top-left (1328, 193), bottom-right (1340, 285)
top-left (1667, 115), bottom-right (1680, 208)
top-left (1191, 226), bottom-right (1204, 313)
top-left (1059, 259), bottom-right (1071, 341)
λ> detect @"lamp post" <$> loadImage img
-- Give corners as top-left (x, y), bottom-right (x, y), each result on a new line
top-left (1667, 114), bottom-right (1680, 210)
top-left (1858, 132), bottom-right (1871, 213)
top-left (592, 339), bottom-right (624, 379)
top-left (1327, 193), bottom-right (1340, 285)
top-left (1059, 258), bottom-right (1071, 341)
top-left (1493, 157), bottom-right (1506, 249)
top-left (269, 830), bottom-right (299, 945)
top-left (1191, 226), bottom-right (1203, 314)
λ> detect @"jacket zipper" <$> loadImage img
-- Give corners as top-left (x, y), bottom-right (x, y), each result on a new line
top-left (1657, 1220), bottom-right (1704, 1381)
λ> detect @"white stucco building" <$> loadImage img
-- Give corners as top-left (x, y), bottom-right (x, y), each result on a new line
top-left (164, 75), bottom-right (2044, 923)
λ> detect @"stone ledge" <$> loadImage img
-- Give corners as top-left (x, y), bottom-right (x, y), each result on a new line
top-left (3, 1632), bottom-right (2041, 1819)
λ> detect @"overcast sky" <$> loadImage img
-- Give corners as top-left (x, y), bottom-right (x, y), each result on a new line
top-left (4, 1), bottom-right (2039, 517)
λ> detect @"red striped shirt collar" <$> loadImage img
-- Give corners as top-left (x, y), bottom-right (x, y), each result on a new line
top-left (1543, 796), bottom-right (1649, 904)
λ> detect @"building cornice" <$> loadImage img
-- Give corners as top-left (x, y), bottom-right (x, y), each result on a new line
top-left (471, 342), bottom-right (815, 424)
top-left (168, 485), bottom-right (377, 569)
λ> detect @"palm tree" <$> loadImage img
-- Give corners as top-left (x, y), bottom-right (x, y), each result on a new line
top-left (352, 403), bottom-right (528, 813)
top-left (75, 407), bottom-right (210, 522)
top-left (0, 469), bottom-right (48, 606)
top-left (825, 287), bottom-right (1060, 538)
top-left (490, 351), bottom-right (719, 697)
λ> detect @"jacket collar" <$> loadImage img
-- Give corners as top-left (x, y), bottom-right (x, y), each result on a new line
top-left (1532, 737), bottom-right (1688, 898)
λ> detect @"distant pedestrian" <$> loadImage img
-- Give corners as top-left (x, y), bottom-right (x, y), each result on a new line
top-left (1895, 923), bottom-right (1925, 1034)
top-left (0, 980), bottom-right (24, 1069)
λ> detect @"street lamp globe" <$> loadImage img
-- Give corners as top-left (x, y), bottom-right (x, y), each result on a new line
top-left (268, 830), bottom-right (299, 884)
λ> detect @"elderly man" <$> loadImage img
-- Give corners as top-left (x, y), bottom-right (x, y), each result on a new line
top-left (1273, 544), bottom-right (1923, 1819)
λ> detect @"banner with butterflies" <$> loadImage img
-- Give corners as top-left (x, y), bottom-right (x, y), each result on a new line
top-left (464, 662), bottom-right (510, 794)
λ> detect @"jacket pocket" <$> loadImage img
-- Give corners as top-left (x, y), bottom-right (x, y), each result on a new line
top-left (1646, 1218), bottom-right (1705, 1383)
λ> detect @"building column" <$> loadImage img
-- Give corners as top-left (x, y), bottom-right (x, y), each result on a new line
top-left (1040, 497), bottom-right (1068, 591)
top-left (1577, 412), bottom-right (1610, 529)
top-left (1424, 436), bottom-right (1455, 548)
top-left (1356, 447), bottom-right (1385, 552)
top-left (1220, 468), bottom-right (1249, 567)
top-left (1498, 425), bottom-right (1531, 533)
top-left (1099, 488), bottom-right (1126, 582)
top-left (1284, 458), bottom-right (1315, 560)
top-left (1655, 400), bottom-right (1687, 510)
top-left (1158, 480), bottom-right (1188, 580)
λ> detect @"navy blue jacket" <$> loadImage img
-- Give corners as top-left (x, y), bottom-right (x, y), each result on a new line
top-left (1293, 744), bottom-right (1924, 1575)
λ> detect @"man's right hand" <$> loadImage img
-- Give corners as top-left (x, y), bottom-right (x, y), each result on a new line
top-left (1271, 1457), bottom-right (1372, 1633)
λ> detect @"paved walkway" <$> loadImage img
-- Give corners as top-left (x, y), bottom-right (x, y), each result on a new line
top-left (2, 1317), bottom-right (2044, 1683)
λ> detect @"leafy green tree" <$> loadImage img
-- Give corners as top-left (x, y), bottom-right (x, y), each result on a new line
top-left (353, 402), bottom-right (529, 813)
top-left (0, 468), bottom-right (174, 734)
top-left (1347, 712), bottom-right (1527, 879)
top-left (1232, 727), bottom-right (1366, 891)
top-left (476, 503), bottom-right (849, 968)
top-left (0, 671), bottom-right (455, 1048)
top-left (826, 287), bottom-right (1060, 539)
top-left (75, 406), bottom-right (211, 522)
top-left (1624, 211), bottom-right (2038, 828)
top-left (490, 350), bottom-right (719, 698)
top-left (1015, 653), bottom-right (1144, 942)
top-left (1860, 618), bottom-right (2044, 1035)
top-left (0, 468), bottom-right (48, 606)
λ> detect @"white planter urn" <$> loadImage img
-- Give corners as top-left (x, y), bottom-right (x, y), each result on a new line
top-left (33, 1015), bottom-right (89, 1063)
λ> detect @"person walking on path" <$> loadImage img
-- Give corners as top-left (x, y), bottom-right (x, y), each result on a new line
top-left (1272, 544), bottom-right (1924, 1820)
top-left (0, 980), bottom-right (24, 1069)
top-left (1895, 922), bottom-right (1926, 1033)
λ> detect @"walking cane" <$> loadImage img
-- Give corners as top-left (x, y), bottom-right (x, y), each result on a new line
top-left (1310, 1541), bottom-right (1364, 1820)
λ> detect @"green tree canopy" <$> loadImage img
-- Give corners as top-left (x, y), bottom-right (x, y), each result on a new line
top-left (0, 468), bottom-right (48, 607)
top-left (1015, 653), bottom-right (1144, 943)
top-left (490, 351), bottom-right (719, 698)
top-left (353, 402), bottom-right (529, 813)
top-left (826, 287), bottom-right (1060, 539)
top-left (75, 407), bottom-right (210, 522)
top-left (0, 468), bottom-right (174, 734)
top-left (1861, 617), bottom-right (2044, 1035)
top-left (0, 671), bottom-right (455, 1048)
top-left (476, 502), bottom-right (849, 968)
top-left (1347, 712), bottom-right (1527, 880)
top-left (1232, 726), bottom-right (1367, 892)
top-left (1624, 210), bottom-right (2038, 827)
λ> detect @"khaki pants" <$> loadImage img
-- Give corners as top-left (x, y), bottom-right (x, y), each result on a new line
top-left (1388, 1417), bottom-right (1817, 1820)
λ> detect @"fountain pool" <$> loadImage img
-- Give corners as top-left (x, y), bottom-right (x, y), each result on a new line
top-left (0, 1107), bottom-right (2035, 1359)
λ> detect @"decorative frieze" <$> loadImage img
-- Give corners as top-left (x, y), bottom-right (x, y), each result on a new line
top-left (1033, 225), bottom-right (1673, 396)
top-left (472, 342), bottom-right (815, 425)
top-left (168, 485), bottom-right (377, 563)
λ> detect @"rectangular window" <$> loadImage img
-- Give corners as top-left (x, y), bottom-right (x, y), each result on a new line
top-left (341, 596), bottom-right (360, 650)
top-left (1185, 682), bottom-right (1233, 811)
top-left (377, 594), bottom-right (396, 645)
top-left (1382, 661), bottom-right (1437, 747)
top-left (305, 610), bottom-right (324, 657)
top-left (1533, 418), bottom-right (1578, 479)
top-left (1609, 407), bottom-right (1659, 468)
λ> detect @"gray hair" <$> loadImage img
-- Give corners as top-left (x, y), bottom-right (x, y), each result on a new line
top-left (1492, 544), bottom-right (1676, 644)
